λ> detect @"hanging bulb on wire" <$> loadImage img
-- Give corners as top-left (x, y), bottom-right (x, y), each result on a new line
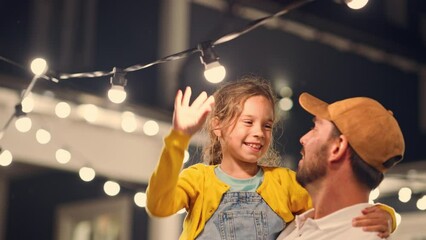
top-left (30, 58), bottom-right (48, 76)
top-left (107, 67), bottom-right (127, 104)
top-left (79, 166), bottom-right (96, 182)
top-left (0, 148), bottom-right (13, 167)
top-left (198, 41), bottom-right (226, 83)
top-left (14, 104), bottom-right (32, 133)
top-left (340, 0), bottom-right (369, 9)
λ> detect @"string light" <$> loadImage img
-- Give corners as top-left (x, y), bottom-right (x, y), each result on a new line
top-left (21, 93), bottom-right (34, 113)
top-left (417, 196), bottom-right (426, 210)
top-left (14, 116), bottom-right (32, 133)
top-left (395, 212), bottom-right (402, 226)
top-left (183, 150), bottom-right (190, 164)
top-left (79, 166), bottom-right (96, 182)
top-left (278, 97), bottom-right (293, 111)
top-left (56, 148), bottom-right (72, 164)
top-left (14, 104), bottom-right (32, 133)
top-left (369, 188), bottom-right (380, 202)
top-left (30, 58), bottom-right (48, 76)
top-left (143, 120), bottom-right (160, 136)
top-left (3, 0), bottom-right (421, 210)
top-left (36, 128), bottom-right (51, 144)
top-left (121, 111), bottom-right (137, 133)
top-left (198, 41), bottom-right (226, 83)
top-left (55, 102), bottom-right (71, 118)
top-left (134, 192), bottom-right (147, 208)
top-left (279, 86), bottom-right (293, 98)
top-left (107, 67), bottom-right (128, 104)
top-left (77, 104), bottom-right (99, 123)
top-left (398, 187), bottom-right (412, 203)
top-left (344, 0), bottom-right (369, 10)
top-left (104, 180), bottom-right (120, 196)
top-left (0, 149), bottom-right (13, 167)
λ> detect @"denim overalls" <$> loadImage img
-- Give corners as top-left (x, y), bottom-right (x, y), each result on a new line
top-left (196, 167), bottom-right (286, 240)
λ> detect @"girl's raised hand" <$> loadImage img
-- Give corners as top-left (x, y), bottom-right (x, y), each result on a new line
top-left (173, 86), bottom-right (215, 136)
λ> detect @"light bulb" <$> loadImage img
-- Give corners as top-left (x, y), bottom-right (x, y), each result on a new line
top-left (108, 85), bottom-right (127, 104)
top-left (36, 129), bottom-right (51, 144)
top-left (79, 167), bottom-right (95, 182)
top-left (0, 150), bottom-right (13, 166)
top-left (21, 94), bottom-right (34, 113)
top-left (198, 42), bottom-right (226, 83)
top-left (395, 212), bottom-right (402, 226)
top-left (15, 116), bottom-right (32, 133)
top-left (143, 120), bottom-right (159, 136)
top-left (30, 58), bottom-right (48, 76)
top-left (345, 0), bottom-right (369, 10)
top-left (417, 196), bottom-right (426, 210)
top-left (104, 180), bottom-right (120, 196)
top-left (56, 148), bottom-right (71, 164)
top-left (369, 188), bottom-right (380, 201)
top-left (55, 102), bottom-right (71, 118)
top-left (398, 187), bottom-right (412, 203)
top-left (134, 192), bottom-right (147, 208)
top-left (77, 104), bottom-right (98, 123)
top-left (278, 97), bottom-right (293, 111)
top-left (108, 67), bottom-right (127, 104)
top-left (183, 150), bottom-right (190, 163)
top-left (204, 61), bottom-right (226, 83)
top-left (121, 111), bottom-right (137, 133)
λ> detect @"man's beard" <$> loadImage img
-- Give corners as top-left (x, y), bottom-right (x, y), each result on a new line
top-left (296, 144), bottom-right (329, 188)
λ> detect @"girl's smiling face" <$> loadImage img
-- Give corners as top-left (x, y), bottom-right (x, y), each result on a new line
top-left (218, 95), bottom-right (274, 165)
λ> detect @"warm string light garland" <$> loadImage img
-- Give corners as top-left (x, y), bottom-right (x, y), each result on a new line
top-left (0, 0), bottom-right (403, 210)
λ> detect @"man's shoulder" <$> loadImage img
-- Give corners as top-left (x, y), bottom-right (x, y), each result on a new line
top-left (278, 224), bottom-right (385, 240)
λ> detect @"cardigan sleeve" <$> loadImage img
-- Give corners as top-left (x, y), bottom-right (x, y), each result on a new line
top-left (287, 169), bottom-right (313, 215)
top-left (146, 129), bottom-right (193, 217)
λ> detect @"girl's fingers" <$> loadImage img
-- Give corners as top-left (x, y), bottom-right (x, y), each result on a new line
top-left (198, 96), bottom-right (215, 118)
top-left (191, 91), bottom-right (208, 109)
top-left (182, 86), bottom-right (192, 107)
top-left (361, 206), bottom-right (376, 214)
top-left (174, 89), bottom-right (183, 111)
top-left (199, 96), bottom-right (214, 127)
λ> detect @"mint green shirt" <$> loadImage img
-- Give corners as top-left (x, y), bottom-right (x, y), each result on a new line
top-left (215, 165), bottom-right (264, 192)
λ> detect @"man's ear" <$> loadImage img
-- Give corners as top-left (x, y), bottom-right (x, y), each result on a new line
top-left (329, 134), bottom-right (349, 162)
top-left (212, 117), bottom-right (221, 137)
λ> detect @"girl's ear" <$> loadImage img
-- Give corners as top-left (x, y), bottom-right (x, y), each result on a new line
top-left (212, 117), bottom-right (221, 137)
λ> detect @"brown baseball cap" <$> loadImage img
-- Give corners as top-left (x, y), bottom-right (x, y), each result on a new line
top-left (299, 92), bottom-right (405, 172)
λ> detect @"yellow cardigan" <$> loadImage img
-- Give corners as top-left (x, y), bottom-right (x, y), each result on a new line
top-left (146, 130), bottom-right (312, 240)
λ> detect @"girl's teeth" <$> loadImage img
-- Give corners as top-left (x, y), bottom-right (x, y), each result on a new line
top-left (247, 143), bottom-right (261, 149)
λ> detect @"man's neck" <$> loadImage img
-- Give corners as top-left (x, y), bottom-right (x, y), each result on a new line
top-left (307, 178), bottom-right (370, 219)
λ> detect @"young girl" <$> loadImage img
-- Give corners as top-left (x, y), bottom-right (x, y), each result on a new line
top-left (146, 76), bottom-right (394, 239)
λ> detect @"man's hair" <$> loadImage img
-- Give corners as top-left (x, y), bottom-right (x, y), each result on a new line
top-left (330, 125), bottom-right (384, 189)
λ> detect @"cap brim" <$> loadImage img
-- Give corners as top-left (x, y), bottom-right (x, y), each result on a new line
top-left (299, 92), bottom-right (331, 120)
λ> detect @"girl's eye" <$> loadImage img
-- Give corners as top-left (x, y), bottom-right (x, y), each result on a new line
top-left (243, 120), bottom-right (253, 125)
top-left (264, 124), bottom-right (272, 129)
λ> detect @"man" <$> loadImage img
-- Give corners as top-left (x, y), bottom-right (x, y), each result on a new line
top-left (277, 92), bottom-right (404, 240)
